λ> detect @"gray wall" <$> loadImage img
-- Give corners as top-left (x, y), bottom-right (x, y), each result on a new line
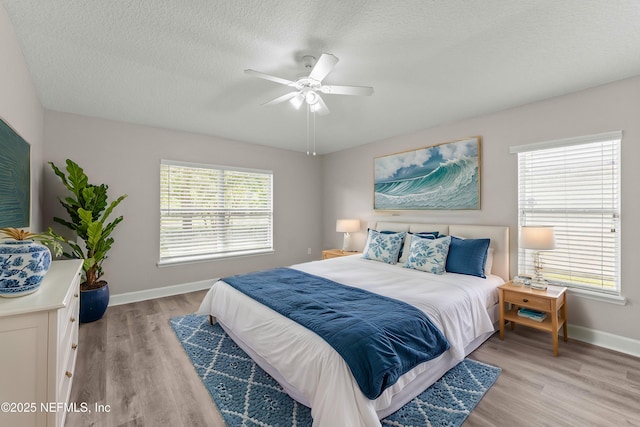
top-left (0, 4), bottom-right (44, 231)
top-left (43, 111), bottom-right (323, 295)
top-left (322, 75), bottom-right (640, 341)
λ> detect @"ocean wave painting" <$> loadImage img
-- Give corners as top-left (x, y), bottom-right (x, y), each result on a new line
top-left (374, 137), bottom-right (480, 210)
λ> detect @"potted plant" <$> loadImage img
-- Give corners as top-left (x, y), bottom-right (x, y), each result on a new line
top-left (0, 228), bottom-right (62, 297)
top-left (48, 159), bottom-right (127, 322)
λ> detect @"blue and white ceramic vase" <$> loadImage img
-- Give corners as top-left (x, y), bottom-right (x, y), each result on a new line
top-left (0, 240), bottom-right (52, 298)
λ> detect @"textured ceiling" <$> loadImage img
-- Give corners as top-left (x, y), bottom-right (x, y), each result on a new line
top-left (3, 0), bottom-right (640, 154)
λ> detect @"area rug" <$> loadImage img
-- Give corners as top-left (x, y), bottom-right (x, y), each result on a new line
top-left (170, 314), bottom-right (501, 427)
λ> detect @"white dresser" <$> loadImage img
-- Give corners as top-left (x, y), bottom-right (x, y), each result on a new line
top-left (0, 260), bottom-right (83, 427)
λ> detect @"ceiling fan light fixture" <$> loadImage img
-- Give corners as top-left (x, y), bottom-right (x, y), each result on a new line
top-left (305, 90), bottom-right (319, 105)
top-left (309, 102), bottom-right (320, 113)
top-left (290, 93), bottom-right (305, 110)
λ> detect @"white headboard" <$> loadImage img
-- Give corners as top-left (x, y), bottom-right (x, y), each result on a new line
top-left (373, 222), bottom-right (510, 281)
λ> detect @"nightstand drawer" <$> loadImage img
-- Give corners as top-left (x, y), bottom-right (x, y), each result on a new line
top-left (503, 290), bottom-right (551, 311)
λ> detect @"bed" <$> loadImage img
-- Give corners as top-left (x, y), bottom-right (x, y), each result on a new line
top-left (197, 222), bottom-right (509, 427)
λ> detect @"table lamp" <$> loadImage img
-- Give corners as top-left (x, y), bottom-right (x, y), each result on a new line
top-left (336, 219), bottom-right (360, 252)
top-left (520, 226), bottom-right (556, 290)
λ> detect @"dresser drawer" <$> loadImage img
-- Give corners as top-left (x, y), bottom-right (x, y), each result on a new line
top-left (58, 293), bottom-right (78, 345)
top-left (58, 274), bottom-right (80, 341)
top-left (58, 296), bottom-right (79, 382)
top-left (55, 275), bottom-right (80, 402)
top-left (58, 319), bottom-right (78, 401)
top-left (503, 290), bottom-right (551, 312)
top-left (57, 322), bottom-right (79, 427)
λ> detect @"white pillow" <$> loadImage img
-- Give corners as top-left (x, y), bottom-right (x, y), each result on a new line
top-left (362, 230), bottom-right (406, 265)
top-left (485, 247), bottom-right (494, 276)
top-left (398, 232), bottom-right (439, 264)
top-left (403, 236), bottom-right (452, 274)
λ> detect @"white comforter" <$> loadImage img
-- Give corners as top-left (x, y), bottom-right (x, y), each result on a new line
top-left (197, 255), bottom-right (502, 427)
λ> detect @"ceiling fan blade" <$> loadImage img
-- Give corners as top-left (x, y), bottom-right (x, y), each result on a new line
top-left (244, 69), bottom-right (294, 86)
top-left (290, 92), bottom-right (305, 109)
top-left (320, 84), bottom-right (374, 96)
top-left (310, 94), bottom-right (330, 115)
top-left (308, 53), bottom-right (338, 82)
top-left (262, 92), bottom-right (298, 106)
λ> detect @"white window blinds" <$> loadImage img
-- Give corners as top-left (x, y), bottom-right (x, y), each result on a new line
top-left (159, 160), bottom-right (273, 264)
top-left (511, 131), bottom-right (621, 294)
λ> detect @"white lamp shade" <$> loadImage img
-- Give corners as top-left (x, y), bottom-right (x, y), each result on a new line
top-left (336, 219), bottom-right (360, 233)
top-left (520, 226), bottom-right (556, 250)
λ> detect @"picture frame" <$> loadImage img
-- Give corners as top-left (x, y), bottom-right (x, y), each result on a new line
top-left (374, 136), bottom-right (481, 210)
top-left (0, 116), bottom-right (30, 228)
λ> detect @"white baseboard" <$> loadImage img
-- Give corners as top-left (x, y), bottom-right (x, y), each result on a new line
top-left (568, 324), bottom-right (640, 358)
top-left (108, 279), bottom-right (217, 306)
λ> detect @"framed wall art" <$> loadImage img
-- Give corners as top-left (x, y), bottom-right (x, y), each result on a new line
top-left (374, 136), bottom-right (480, 210)
top-left (0, 116), bottom-right (30, 228)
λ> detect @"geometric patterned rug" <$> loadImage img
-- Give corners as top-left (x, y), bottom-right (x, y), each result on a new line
top-left (170, 314), bottom-right (501, 427)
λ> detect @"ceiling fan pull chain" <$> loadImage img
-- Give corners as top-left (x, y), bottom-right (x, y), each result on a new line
top-left (313, 109), bottom-right (317, 156)
top-left (306, 103), bottom-right (310, 156)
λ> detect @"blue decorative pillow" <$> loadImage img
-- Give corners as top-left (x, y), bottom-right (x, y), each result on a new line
top-left (404, 235), bottom-right (452, 274)
top-left (362, 230), bottom-right (406, 265)
top-left (414, 231), bottom-right (440, 238)
top-left (445, 236), bottom-right (491, 278)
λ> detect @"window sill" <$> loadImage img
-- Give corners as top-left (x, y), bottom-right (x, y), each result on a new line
top-left (157, 249), bottom-right (274, 267)
top-left (568, 287), bottom-right (627, 306)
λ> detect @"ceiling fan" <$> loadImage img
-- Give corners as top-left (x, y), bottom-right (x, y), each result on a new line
top-left (245, 53), bottom-right (374, 115)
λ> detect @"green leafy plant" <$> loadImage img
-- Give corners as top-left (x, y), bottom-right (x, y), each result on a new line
top-left (48, 159), bottom-right (127, 290)
top-left (0, 227), bottom-right (63, 257)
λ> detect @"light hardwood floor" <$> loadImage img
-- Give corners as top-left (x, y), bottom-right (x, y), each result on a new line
top-left (66, 291), bottom-right (640, 427)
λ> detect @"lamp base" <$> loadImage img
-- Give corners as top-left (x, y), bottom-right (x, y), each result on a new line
top-left (530, 280), bottom-right (548, 291)
top-left (342, 233), bottom-right (352, 252)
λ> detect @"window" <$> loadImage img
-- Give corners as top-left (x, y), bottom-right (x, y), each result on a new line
top-left (511, 131), bottom-right (621, 295)
top-left (159, 160), bottom-right (273, 265)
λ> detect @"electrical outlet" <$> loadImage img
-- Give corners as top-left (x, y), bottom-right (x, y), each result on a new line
top-left (307, 248), bottom-right (312, 255)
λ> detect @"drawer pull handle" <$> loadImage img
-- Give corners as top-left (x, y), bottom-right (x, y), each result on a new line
top-left (74, 293), bottom-right (79, 298)
top-left (522, 299), bottom-right (529, 303)
top-left (65, 371), bottom-right (73, 378)
top-left (72, 343), bottom-right (78, 350)
top-left (70, 317), bottom-right (76, 323)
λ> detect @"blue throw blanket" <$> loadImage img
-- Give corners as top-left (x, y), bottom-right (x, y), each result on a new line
top-left (222, 267), bottom-right (450, 399)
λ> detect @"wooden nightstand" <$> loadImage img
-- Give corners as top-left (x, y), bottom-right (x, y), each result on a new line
top-left (498, 281), bottom-right (568, 356)
top-left (322, 249), bottom-right (360, 260)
